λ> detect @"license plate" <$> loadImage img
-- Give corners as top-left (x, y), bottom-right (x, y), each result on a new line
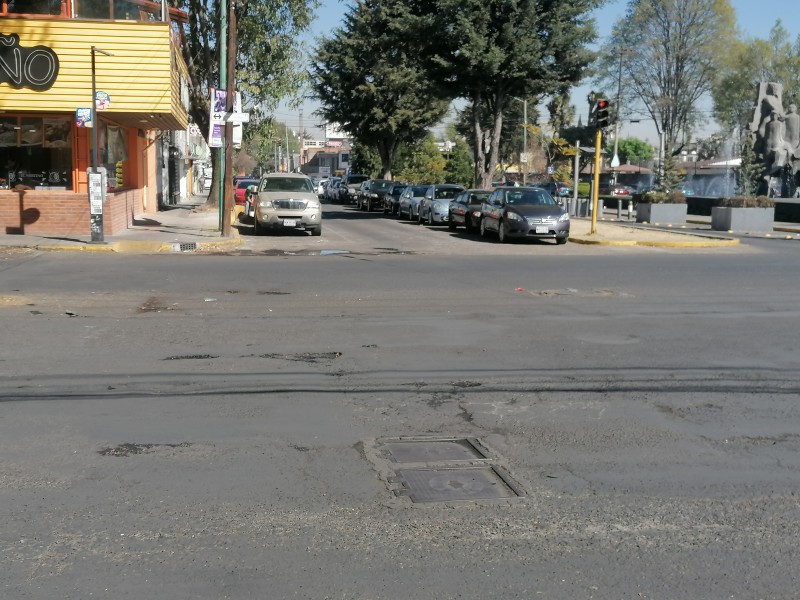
top-left (535, 225), bottom-right (549, 234)
top-left (283, 219), bottom-right (297, 227)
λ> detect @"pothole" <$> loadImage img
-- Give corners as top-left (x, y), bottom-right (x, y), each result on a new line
top-left (257, 351), bottom-right (342, 363)
top-left (98, 442), bottom-right (192, 457)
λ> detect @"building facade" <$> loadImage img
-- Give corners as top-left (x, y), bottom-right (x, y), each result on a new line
top-left (0, 1), bottom-right (189, 236)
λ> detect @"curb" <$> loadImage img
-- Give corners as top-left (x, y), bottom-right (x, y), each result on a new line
top-left (34, 228), bottom-right (241, 254)
top-left (569, 235), bottom-right (740, 247)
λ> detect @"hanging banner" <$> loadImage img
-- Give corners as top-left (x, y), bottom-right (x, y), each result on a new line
top-left (208, 88), bottom-right (226, 148)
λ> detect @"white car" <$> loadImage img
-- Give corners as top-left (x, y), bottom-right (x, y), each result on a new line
top-left (248, 173), bottom-right (322, 236)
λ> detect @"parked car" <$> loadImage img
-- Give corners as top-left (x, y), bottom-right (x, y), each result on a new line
top-left (234, 177), bottom-right (259, 205)
top-left (316, 177), bottom-right (329, 197)
top-left (448, 189), bottom-right (491, 232)
top-left (480, 186), bottom-right (569, 244)
top-left (249, 173), bottom-right (322, 236)
top-left (598, 183), bottom-right (632, 196)
top-left (383, 182), bottom-right (409, 215)
top-left (418, 184), bottom-right (465, 225)
top-left (357, 179), bottom-right (393, 211)
top-left (397, 184), bottom-right (430, 220)
top-left (338, 173), bottom-right (369, 204)
top-left (323, 177), bottom-right (341, 201)
top-left (534, 181), bottom-right (572, 197)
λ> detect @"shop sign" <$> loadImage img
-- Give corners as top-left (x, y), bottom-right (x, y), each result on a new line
top-left (95, 90), bottom-right (110, 110)
top-left (0, 33), bottom-right (59, 91)
top-left (76, 108), bottom-right (92, 128)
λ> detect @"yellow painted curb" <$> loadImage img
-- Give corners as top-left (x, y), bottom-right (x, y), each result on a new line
top-left (569, 236), bottom-right (739, 247)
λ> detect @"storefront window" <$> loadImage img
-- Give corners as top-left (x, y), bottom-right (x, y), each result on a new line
top-left (74, 0), bottom-right (160, 20)
top-left (100, 122), bottom-right (129, 190)
top-left (0, 116), bottom-right (72, 190)
top-left (3, 0), bottom-right (63, 15)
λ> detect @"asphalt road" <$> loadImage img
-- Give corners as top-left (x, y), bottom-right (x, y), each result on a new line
top-left (1, 213), bottom-right (799, 599)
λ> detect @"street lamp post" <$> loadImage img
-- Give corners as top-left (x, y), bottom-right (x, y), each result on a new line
top-left (511, 97), bottom-right (528, 185)
top-left (522, 99), bottom-right (527, 186)
top-left (89, 46), bottom-right (113, 243)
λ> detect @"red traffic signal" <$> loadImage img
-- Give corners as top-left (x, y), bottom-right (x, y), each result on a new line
top-left (595, 99), bottom-right (611, 128)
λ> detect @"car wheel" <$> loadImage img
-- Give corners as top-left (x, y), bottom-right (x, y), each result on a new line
top-left (498, 220), bottom-right (507, 243)
top-left (427, 211), bottom-right (434, 226)
top-left (416, 210), bottom-right (423, 224)
top-left (310, 226), bottom-right (322, 237)
top-left (367, 199), bottom-right (372, 212)
top-left (556, 235), bottom-right (568, 245)
top-left (448, 215), bottom-right (456, 230)
top-left (480, 218), bottom-right (489, 238)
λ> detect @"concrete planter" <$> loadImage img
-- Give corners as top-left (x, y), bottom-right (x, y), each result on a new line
top-left (711, 207), bottom-right (774, 233)
top-left (636, 203), bottom-right (688, 225)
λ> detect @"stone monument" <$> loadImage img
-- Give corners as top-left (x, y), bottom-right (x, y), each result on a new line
top-left (749, 82), bottom-right (800, 197)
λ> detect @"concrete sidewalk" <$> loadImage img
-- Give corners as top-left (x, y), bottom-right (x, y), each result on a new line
top-left (0, 196), bottom-right (241, 254)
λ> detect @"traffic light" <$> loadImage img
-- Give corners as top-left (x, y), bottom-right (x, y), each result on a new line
top-left (595, 99), bottom-right (610, 129)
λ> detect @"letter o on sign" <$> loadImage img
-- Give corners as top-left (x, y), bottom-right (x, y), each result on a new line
top-left (24, 47), bottom-right (59, 90)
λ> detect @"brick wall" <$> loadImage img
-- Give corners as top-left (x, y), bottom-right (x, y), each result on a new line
top-left (1, 188), bottom-right (143, 237)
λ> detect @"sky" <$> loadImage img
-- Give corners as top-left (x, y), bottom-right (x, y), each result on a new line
top-left (276, 0), bottom-right (800, 145)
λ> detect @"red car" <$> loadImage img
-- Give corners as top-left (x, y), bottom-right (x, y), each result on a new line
top-left (234, 178), bottom-right (259, 205)
top-left (599, 183), bottom-right (632, 196)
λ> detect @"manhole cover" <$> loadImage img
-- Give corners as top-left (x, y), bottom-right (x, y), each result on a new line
top-left (394, 467), bottom-right (522, 503)
top-left (381, 437), bottom-right (489, 463)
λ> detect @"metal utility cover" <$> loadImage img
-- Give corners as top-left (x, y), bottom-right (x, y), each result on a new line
top-left (395, 467), bottom-right (520, 503)
top-left (381, 438), bottom-right (488, 463)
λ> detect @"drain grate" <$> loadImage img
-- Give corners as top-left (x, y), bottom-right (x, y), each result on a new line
top-left (381, 437), bottom-right (489, 463)
top-left (371, 436), bottom-right (526, 504)
top-left (393, 467), bottom-right (521, 503)
top-left (170, 242), bottom-right (198, 252)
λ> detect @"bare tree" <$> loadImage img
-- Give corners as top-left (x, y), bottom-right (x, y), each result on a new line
top-left (596, 0), bottom-right (736, 148)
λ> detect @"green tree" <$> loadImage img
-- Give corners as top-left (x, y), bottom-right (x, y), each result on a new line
top-left (658, 152), bottom-right (685, 192)
top-left (310, 0), bottom-right (450, 179)
top-left (350, 142), bottom-right (382, 177)
top-left (611, 137), bottom-right (655, 165)
top-left (738, 140), bottom-right (762, 197)
top-left (444, 138), bottom-right (474, 187)
top-left (597, 0), bottom-right (736, 148)
top-left (397, 135), bottom-right (446, 183)
top-left (712, 21), bottom-right (800, 134)
top-left (547, 90), bottom-right (577, 135)
top-left (176, 0), bottom-right (316, 204)
top-left (422, 0), bottom-right (601, 188)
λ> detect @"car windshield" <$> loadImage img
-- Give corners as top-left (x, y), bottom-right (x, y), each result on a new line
top-left (260, 177), bottom-right (314, 193)
top-left (505, 189), bottom-right (557, 206)
top-left (236, 179), bottom-right (258, 189)
top-left (468, 191), bottom-right (491, 204)
top-left (371, 180), bottom-right (392, 190)
top-left (411, 186), bottom-right (429, 197)
top-left (435, 187), bottom-right (463, 199)
top-left (391, 185), bottom-right (408, 196)
top-left (348, 175), bottom-right (369, 185)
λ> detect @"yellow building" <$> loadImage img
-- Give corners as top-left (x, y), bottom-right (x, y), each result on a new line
top-left (0, 1), bottom-right (189, 236)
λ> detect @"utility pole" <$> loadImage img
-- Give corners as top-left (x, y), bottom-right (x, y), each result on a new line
top-left (285, 125), bottom-right (290, 172)
top-left (522, 99), bottom-right (527, 185)
top-left (591, 128), bottom-right (602, 234)
top-left (221, 1), bottom-right (236, 236)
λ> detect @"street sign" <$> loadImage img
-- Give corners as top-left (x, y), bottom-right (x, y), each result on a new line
top-left (210, 111), bottom-right (250, 124)
top-left (88, 171), bottom-right (103, 215)
top-left (547, 165), bottom-right (554, 175)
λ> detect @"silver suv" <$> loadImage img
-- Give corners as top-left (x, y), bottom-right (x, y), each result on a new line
top-left (251, 173), bottom-right (322, 236)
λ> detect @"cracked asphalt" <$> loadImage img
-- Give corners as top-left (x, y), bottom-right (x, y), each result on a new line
top-left (1, 238), bottom-right (798, 599)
